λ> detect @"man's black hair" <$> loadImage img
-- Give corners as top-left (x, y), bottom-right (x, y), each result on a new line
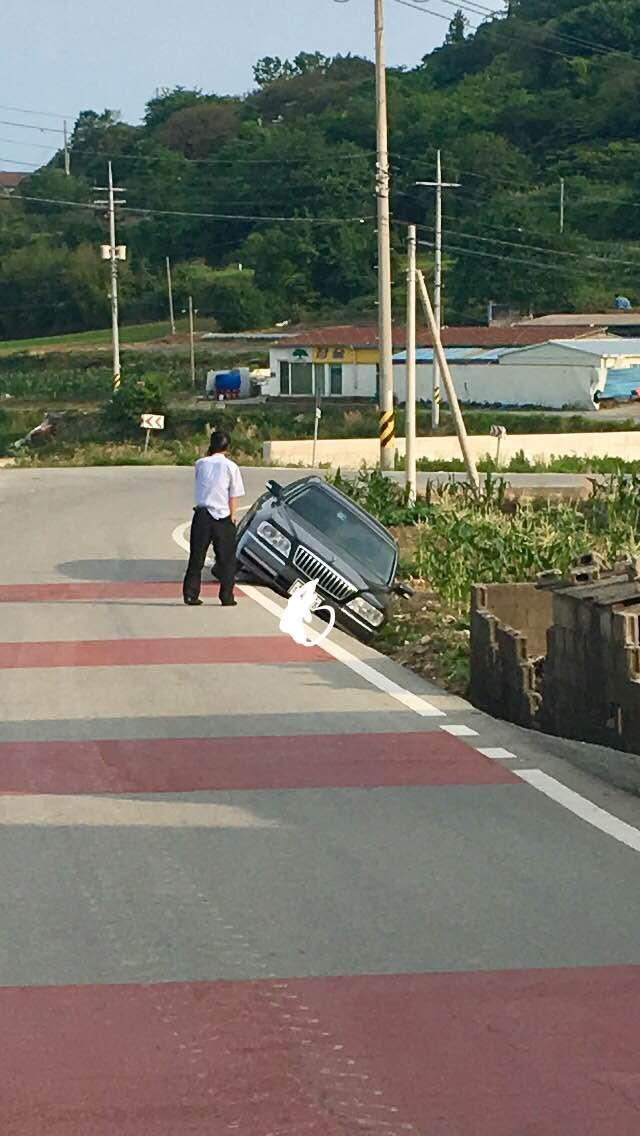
top-left (208, 430), bottom-right (231, 454)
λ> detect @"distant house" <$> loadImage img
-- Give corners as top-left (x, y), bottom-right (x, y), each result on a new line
top-left (266, 323), bottom-right (608, 402)
top-left (0, 171), bottom-right (27, 196)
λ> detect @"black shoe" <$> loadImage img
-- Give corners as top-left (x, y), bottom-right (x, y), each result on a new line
top-left (184, 597), bottom-right (203, 606)
top-left (220, 598), bottom-right (237, 607)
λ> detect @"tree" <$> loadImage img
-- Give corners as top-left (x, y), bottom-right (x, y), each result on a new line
top-left (159, 103), bottom-right (240, 159)
top-left (445, 10), bottom-right (468, 45)
top-left (253, 57), bottom-right (294, 87)
top-left (144, 88), bottom-right (205, 131)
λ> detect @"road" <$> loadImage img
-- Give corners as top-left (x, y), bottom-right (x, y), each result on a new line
top-left (2, 465), bottom-right (640, 1135)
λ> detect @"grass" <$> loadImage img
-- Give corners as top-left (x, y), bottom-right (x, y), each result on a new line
top-left (410, 454), bottom-right (640, 475)
top-left (0, 317), bottom-right (217, 355)
top-left (333, 469), bottom-right (640, 694)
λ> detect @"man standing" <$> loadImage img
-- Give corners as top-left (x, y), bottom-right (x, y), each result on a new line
top-left (183, 430), bottom-right (245, 607)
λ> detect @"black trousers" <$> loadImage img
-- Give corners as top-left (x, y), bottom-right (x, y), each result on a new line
top-left (183, 508), bottom-right (237, 603)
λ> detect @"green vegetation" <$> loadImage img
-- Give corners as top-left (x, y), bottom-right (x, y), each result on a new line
top-left (333, 468), bottom-right (640, 691)
top-left (0, 318), bottom-right (206, 355)
top-left (3, 0), bottom-right (640, 344)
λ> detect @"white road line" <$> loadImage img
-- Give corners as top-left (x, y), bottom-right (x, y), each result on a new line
top-left (440, 724), bottom-right (478, 737)
top-left (478, 746), bottom-right (518, 761)
top-left (171, 522), bottom-right (445, 718)
top-left (519, 769), bottom-right (640, 854)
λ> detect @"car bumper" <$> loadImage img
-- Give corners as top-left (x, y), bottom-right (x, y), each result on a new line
top-left (237, 532), bottom-right (384, 642)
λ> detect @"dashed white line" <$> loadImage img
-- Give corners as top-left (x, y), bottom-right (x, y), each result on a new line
top-left (440, 724), bottom-right (478, 737)
top-left (518, 768), bottom-right (640, 853)
top-left (172, 520), bottom-right (445, 718)
top-left (477, 746), bottom-right (517, 761)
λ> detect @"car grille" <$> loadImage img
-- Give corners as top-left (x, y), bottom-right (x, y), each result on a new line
top-left (293, 545), bottom-right (356, 602)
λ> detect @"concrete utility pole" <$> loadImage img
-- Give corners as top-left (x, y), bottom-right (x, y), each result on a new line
top-left (63, 120), bottom-right (70, 177)
top-left (94, 163), bottom-right (126, 391)
top-left (560, 178), bottom-right (565, 235)
top-left (405, 225), bottom-right (417, 503)
top-left (188, 295), bottom-right (196, 389)
top-left (417, 151), bottom-right (460, 428)
top-left (416, 269), bottom-right (479, 491)
top-left (166, 257), bottom-right (176, 336)
top-left (374, 0), bottom-right (395, 469)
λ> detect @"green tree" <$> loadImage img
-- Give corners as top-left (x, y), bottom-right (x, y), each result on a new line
top-left (445, 10), bottom-right (468, 45)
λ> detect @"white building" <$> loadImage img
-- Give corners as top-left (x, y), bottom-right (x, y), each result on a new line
top-left (266, 327), bottom-right (640, 409)
top-left (391, 339), bottom-right (640, 411)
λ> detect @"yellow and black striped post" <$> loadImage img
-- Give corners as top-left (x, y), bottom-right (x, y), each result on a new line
top-left (379, 408), bottom-right (395, 463)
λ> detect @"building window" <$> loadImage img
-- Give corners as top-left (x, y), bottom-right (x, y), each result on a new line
top-left (280, 360), bottom-right (290, 394)
top-left (329, 364), bottom-right (343, 396)
top-left (290, 362), bottom-right (314, 395)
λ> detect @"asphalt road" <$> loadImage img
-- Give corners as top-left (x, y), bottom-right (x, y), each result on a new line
top-left (2, 465), bottom-right (640, 1135)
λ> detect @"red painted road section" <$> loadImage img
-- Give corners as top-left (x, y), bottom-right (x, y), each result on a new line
top-left (0, 636), bottom-right (327, 669)
top-left (0, 582), bottom-right (215, 603)
top-left (0, 732), bottom-right (519, 793)
top-left (4, 967), bottom-right (640, 1135)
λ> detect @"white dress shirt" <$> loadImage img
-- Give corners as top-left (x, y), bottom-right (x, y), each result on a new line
top-left (194, 454), bottom-right (245, 520)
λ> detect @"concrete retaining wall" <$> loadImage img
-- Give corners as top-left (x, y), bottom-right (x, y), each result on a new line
top-left (263, 431), bottom-right (640, 469)
top-left (470, 584), bottom-right (553, 728)
top-left (471, 572), bottom-right (640, 760)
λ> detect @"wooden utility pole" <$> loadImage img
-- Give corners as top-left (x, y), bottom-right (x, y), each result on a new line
top-left (374, 0), bottom-right (395, 469)
top-left (188, 295), bottom-right (196, 389)
top-left (405, 225), bottom-right (417, 503)
top-left (416, 152), bottom-right (460, 428)
top-left (166, 257), bottom-right (176, 336)
top-left (416, 269), bottom-right (479, 491)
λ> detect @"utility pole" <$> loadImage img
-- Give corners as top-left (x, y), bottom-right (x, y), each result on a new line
top-left (405, 225), bottom-right (417, 503)
top-left (560, 177), bottom-right (565, 235)
top-left (94, 163), bottom-right (126, 391)
top-left (417, 152), bottom-right (460, 428)
top-left (188, 295), bottom-right (196, 389)
top-left (63, 120), bottom-right (70, 177)
top-left (416, 269), bottom-right (479, 491)
top-left (166, 257), bottom-right (176, 336)
top-left (374, 0), bottom-right (395, 470)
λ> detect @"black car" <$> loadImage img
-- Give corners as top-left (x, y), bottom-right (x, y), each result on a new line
top-left (233, 475), bottom-right (411, 642)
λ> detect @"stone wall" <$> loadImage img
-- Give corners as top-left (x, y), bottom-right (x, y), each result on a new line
top-left (470, 583), bottom-right (553, 728)
top-left (470, 566), bottom-right (640, 755)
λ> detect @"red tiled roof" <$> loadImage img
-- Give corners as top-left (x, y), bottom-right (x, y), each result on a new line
top-left (276, 323), bottom-right (607, 349)
top-left (0, 171), bottom-right (27, 190)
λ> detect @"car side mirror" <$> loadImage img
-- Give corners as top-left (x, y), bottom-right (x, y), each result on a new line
top-left (394, 582), bottom-right (414, 599)
top-left (266, 479), bottom-right (283, 501)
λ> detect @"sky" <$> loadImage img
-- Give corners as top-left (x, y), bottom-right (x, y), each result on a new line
top-left (0, 0), bottom-right (448, 171)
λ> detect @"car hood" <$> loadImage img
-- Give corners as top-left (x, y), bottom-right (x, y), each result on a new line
top-left (266, 500), bottom-right (392, 597)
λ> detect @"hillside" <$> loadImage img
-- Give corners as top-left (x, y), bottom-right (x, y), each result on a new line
top-left (2, 0), bottom-right (640, 340)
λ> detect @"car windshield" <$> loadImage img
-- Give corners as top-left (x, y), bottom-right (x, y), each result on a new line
top-left (285, 484), bottom-right (395, 582)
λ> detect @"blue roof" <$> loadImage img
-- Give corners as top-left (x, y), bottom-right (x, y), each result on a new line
top-left (393, 347), bottom-right (477, 363)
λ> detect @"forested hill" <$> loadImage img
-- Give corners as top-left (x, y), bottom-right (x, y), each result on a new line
top-left (3, 0), bottom-right (640, 339)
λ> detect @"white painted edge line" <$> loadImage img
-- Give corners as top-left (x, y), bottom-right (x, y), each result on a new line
top-left (519, 769), bottom-right (640, 854)
top-left (172, 521), bottom-right (445, 719)
top-left (477, 746), bottom-right (518, 761)
top-left (242, 583), bottom-right (446, 719)
top-left (440, 724), bottom-right (478, 738)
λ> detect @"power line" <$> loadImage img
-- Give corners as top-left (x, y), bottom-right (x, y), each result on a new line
top-left (0, 118), bottom-right (65, 135)
top-left (0, 104), bottom-right (72, 120)
top-left (417, 237), bottom-right (612, 276)
top-left (424, 222), bottom-right (640, 269)
top-left (13, 192), bottom-right (373, 225)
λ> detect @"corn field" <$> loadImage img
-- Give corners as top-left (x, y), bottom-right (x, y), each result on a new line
top-left (333, 470), bottom-right (640, 614)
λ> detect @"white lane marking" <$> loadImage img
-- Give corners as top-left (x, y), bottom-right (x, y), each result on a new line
top-left (171, 522), bottom-right (445, 718)
top-left (519, 769), bottom-right (640, 854)
top-left (242, 583), bottom-right (445, 718)
top-left (478, 746), bottom-right (517, 761)
top-left (440, 724), bottom-right (478, 737)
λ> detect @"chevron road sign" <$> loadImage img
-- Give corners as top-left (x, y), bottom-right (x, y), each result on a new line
top-left (140, 414), bottom-right (165, 431)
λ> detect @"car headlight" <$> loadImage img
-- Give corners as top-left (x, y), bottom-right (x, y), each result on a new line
top-left (346, 596), bottom-right (385, 627)
top-left (257, 521), bottom-right (291, 558)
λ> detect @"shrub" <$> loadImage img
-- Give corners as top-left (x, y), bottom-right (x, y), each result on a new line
top-left (102, 373), bottom-right (169, 436)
